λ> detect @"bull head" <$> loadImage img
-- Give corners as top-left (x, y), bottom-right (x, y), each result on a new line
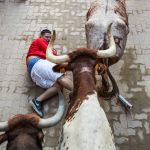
top-left (46, 24), bottom-right (116, 64)
top-left (85, 0), bottom-right (129, 66)
top-left (0, 114), bottom-right (44, 150)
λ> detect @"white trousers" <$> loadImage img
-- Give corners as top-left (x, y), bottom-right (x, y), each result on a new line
top-left (31, 59), bottom-right (63, 89)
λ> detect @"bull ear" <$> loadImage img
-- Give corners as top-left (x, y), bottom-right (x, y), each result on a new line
top-left (95, 63), bottom-right (107, 75)
top-left (0, 133), bottom-right (8, 144)
top-left (53, 63), bottom-right (69, 73)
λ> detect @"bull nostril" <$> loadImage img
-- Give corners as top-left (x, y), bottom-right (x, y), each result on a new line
top-left (101, 32), bottom-right (109, 50)
top-left (102, 35), bottom-right (109, 50)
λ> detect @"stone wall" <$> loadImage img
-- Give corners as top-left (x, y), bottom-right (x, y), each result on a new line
top-left (0, 0), bottom-right (150, 149)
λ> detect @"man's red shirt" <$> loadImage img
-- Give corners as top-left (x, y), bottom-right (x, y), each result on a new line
top-left (26, 37), bottom-right (57, 60)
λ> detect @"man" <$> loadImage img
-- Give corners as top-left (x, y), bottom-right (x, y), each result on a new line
top-left (26, 29), bottom-right (73, 117)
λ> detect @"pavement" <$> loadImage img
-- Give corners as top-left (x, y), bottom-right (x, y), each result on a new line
top-left (0, 0), bottom-right (150, 149)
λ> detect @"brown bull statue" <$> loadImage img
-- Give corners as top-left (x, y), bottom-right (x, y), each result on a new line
top-left (46, 27), bottom-right (116, 150)
top-left (0, 90), bottom-right (65, 150)
top-left (0, 114), bottom-right (43, 150)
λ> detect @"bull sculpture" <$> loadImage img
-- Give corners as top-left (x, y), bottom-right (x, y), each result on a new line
top-left (85, 0), bottom-right (131, 108)
top-left (0, 90), bottom-right (65, 150)
top-left (46, 26), bottom-right (116, 150)
top-left (86, 0), bottom-right (129, 65)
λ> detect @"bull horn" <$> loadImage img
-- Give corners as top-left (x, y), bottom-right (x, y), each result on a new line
top-left (46, 30), bottom-right (70, 64)
top-left (0, 121), bottom-right (8, 131)
top-left (97, 24), bottom-right (116, 58)
top-left (38, 89), bottom-right (65, 128)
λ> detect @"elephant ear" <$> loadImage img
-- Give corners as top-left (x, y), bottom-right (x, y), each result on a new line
top-left (0, 133), bottom-right (8, 144)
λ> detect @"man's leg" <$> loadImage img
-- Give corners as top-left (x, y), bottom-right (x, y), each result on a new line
top-left (30, 83), bottom-right (61, 117)
top-left (36, 83), bottom-right (61, 102)
top-left (57, 76), bottom-right (73, 91)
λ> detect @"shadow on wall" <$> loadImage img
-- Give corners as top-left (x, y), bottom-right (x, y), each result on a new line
top-left (120, 48), bottom-right (150, 113)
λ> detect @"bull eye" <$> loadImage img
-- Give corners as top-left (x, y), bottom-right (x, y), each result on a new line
top-left (114, 36), bottom-right (122, 49)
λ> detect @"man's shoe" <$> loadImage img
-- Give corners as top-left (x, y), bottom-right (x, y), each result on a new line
top-left (30, 98), bottom-right (43, 117)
